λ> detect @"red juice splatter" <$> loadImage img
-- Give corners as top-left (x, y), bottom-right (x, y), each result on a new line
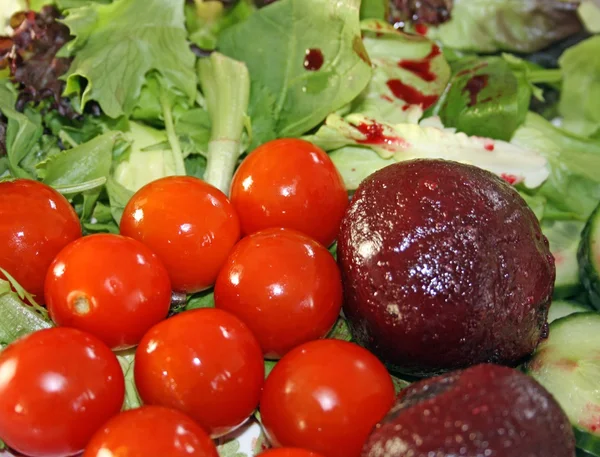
top-left (303, 48), bottom-right (324, 71)
top-left (354, 121), bottom-right (407, 149)
top-left (397, 46), bottom-right (441, 82)
top-left (386, 79), bottom-right (439, 109)
top-left (500, 174), bottom-right (518, 185)
top-left (484, 143), bottom-right (494, 151)
top-left (381, 95), bottom-right (394, 102)
top-left (463, 74), bottom-right (488, 107)
top-left (415, 24), bottom-right (428, 35)
top-left (456, 62), bottom-right (489, 77)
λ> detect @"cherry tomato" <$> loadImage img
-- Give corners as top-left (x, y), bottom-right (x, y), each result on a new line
top-left (230, 139), bottom-right (348, 247)
top-left (215, 228), bottom-right (342, 359)
top-left (120, 176), bottom-right (240, 293)
top-left (135, 308), bottom-right (264, 438)
top-left (0, 179), bottom-right (81, 302)
top-left (83, 405), bottom-right (219, 457)
top-left (259, 449), bottom-right (326, 457)
top-left (0, 327), bottom-right (125, 457)
top-left (260, 339), bottom-right (395, 457)
top-left (45, 234), bottom-right (172, 350)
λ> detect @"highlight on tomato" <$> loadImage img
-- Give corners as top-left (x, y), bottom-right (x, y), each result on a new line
top-left (120, 176), bottom-right (241, 293)
top-left (134, 308), bottom-right (264, 438)
top-left (45, 233), bottom-right (172, 350)
top-left (0, 179), bottom-right (82, 302)
top-left (260, 339), bottom-right (395, 457)
top-left (0, 327), bottom-right (125, 457)
top-left (230, 138), bottom-right (348, 247)
top-left (83, 405), bottom-right (219, 457)
top-left (215, 228), bottom-right (343, 359)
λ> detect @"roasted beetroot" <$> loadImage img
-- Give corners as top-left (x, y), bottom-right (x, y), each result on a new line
top-left (362, 364), bottom-right (575, 457)
top-left (338, 159), bottom-right (555, 376)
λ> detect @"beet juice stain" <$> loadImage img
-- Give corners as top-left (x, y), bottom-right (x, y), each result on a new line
top-left (303, 48), bottom-right (324, 71)
top-left (397, 45), bottom-right (441, 82)
top-left (386, 79), bottom-right (439, 109)
top-left (463, 74), bottom-right (489, 107)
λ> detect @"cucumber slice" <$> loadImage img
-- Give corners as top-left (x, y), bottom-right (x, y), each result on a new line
top-left (548, 299), bottom-right (591, 323)
top-left (543, 220), bottom-right (585, 298)
top-left (525, 312), bottom-right (600, 456)
top-left (579, 203), bottom-right (600, 309)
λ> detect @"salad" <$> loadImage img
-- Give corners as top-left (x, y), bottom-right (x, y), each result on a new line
top-left (0, 0), bottom-right (600, 456)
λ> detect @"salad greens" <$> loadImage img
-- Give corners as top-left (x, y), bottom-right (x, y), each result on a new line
top-left (0, 0), bottom-right (599, 452)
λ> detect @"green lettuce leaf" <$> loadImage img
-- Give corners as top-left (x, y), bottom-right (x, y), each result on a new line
top-left (434, 56), bottom-right (531, 141)
top-left (117, 349), bottom-right (142, 411)
top-left (351, 20), bottom-right (450, 124)
top-left (512, 112), bottom-right (600, 221)
top-left (38, 131), bottom-right (122, 219)
top-left (61, 0), bottom-right (197, 118)
top-left (558, 36), bottom-right (600, 137)
top-left (198, 52), bottom-right (250, 194)
top-left (578, 0), bottom-right (600, 33)
top-left (311, 114), bottom-right (549, 190)
top-left (413, 0), bottom-right (583, 54)
top-left (360, 0), bottom-right (388, 20)
top-left (106, 175), bottom-right (134, 225)
top-left (218, 0), bottom-right (372, 144)
top-left (0, 272), bottom-right (53, 349)
top-left (186, 0), bottom-right (256, 51)
top-left (0, 81), bottom-right (44, 178)
top-left (112, 122), bottom-right (184, 193)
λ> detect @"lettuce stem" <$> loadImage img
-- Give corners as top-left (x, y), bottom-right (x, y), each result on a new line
top-left (198, 52), bottom-right (250, 195)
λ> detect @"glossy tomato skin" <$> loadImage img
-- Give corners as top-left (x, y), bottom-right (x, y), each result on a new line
top-left (230, 139), bottom-right (348, 247)
top-left (0, 179), bottom-right (81, 302)
top-left (120, 176), bottom-right (240, 293)
top-left (215, 228), bottom-right (342, 359)
top-left (83, 406), bottom-right (219, 457)
top-left (135, 308), bottom-right (264, 438)
top-left (259, 449), bottom-right (326, 457)
top-left (45, 234), bottom-right (172, 350)
top-left (260, 339), bottom-right (395, 457)
top-left (0, 327), bottom-right (125, 457)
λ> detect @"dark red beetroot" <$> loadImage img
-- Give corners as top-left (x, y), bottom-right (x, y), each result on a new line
top-left (361, 364), bottom-right (575, 457)
top-left (338, 159), bottom-right (555, 376)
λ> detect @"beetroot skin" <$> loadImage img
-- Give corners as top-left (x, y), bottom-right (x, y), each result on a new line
top-left (338, 159), bottom-right (555, 376)
top-left (362, 364), bottom-right (576, 457)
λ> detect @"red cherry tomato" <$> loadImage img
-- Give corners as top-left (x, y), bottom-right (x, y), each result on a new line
top-left (259, 449), bottom-right (326, 457)
top-left (120, 176), bottom-right (240, 293)
top-left (0, 327), bottom-right (125, 457)
top-left (83, 406), bottom-right (219, 457)
top-left (230, 139), bottom-right (348, 247)
top-left (45, 234), bottom-right (172, 350)
top-left (135, 308), bottom-right (264, 438)
top-left (215, 228), bottom-right (342, 358)
top-left (0, 179), bottom-right (81, 302)
top-left (260, 339), bottom-right (395, 457)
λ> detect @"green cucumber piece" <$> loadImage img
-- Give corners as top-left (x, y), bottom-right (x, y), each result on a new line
top-left (548, 299), bottom-right (591, 323)
top-left (543, 220), bottom-right (584, 298)
top-left (579, 203), bottom-right (600, 309)
top-left (525, 312), bottom-right (600, 456)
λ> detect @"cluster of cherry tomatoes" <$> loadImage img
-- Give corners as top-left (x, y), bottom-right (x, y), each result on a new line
top-left (0, 139), bottom-right (396, 457)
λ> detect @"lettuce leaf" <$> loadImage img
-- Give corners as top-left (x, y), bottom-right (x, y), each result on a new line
top-left (218, 0), bottom-right (372, 145)
top-left (512, 112), bottom-right (600, 221)
top-left (314, 114), bottom-right (549, 190)
top-left (61, 0), bottom-right (197, 118)
top-left (0, 81), bottom-right (43, 179)
top-left (351, 20), bottom-right (451, 124)
top-left (414, 0), bottom-right (583, 54)
top-left (558, 36), bottom-right (600, 138)
top-left (578, 0), bottom-right (600, 32)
